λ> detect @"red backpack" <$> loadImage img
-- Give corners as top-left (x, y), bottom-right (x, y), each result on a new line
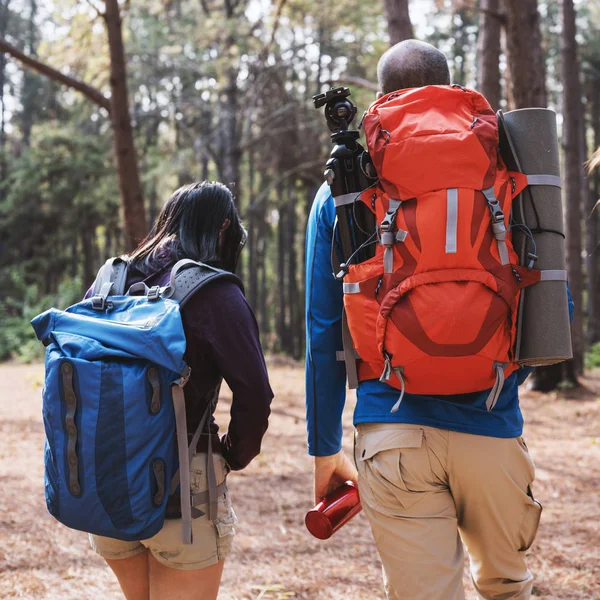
top-left (341, 85), bottom-right (541, 410)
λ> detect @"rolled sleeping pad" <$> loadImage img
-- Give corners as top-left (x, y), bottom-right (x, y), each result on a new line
top-left (498, 108), bottom-right (572, 366)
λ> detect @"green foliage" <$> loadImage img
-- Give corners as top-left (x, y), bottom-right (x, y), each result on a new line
top-left (0, 271), bottom-right (82, 362)
top-left (585, 343), bottom-right (600, 371)
top-left (0, 123), bottom-right (118, 362)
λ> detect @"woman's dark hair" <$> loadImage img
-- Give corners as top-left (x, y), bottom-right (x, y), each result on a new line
top-left (129, 181), bottom-right (246, 274)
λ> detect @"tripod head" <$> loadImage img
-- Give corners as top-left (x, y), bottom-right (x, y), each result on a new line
top-left (312, 86), bottom-right (377, 268)
top-left (312, 87), bottom-right (358, 133)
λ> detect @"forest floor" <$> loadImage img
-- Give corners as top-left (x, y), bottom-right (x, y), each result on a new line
top-left (0, 360), bottom-right (599, 600)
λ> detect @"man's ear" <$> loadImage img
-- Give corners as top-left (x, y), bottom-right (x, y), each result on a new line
top-left (376, 91), bottom-right (383, 99)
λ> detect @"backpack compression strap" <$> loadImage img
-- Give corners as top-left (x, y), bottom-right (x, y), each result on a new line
top-left (164, 259), bottom-right (242, 543)
top-left (330, 224), bottom-right (362, 390)
top-left (171, 385), bottom-right (228, 543)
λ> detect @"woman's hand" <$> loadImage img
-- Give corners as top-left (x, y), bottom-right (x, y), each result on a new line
top-left (313, 450), bottom-right (358, 504)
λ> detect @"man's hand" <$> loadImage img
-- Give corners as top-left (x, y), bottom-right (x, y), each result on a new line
top-left (314, 450), bottom-right (358, 504)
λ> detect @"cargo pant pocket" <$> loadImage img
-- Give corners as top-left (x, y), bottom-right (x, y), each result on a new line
top-left (356, 426), bottom-right (435, 514)
top-left (518, 486), bottom-right (542, 552)
top-left (214, 505), bottom-right (237, 561)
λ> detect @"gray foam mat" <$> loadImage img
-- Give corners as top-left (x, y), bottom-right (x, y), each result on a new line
top-left (502, 108), bottom-right (572, 365)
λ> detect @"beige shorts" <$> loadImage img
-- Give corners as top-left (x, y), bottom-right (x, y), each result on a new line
top-left (89, 453), bottom-right (236, 570)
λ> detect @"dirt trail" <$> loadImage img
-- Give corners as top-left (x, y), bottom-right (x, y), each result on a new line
top-left (1, 362), bottom-right (599, 599)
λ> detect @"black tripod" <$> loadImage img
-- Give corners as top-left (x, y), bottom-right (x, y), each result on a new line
top-left (313, 87), bottom-right (377, 270)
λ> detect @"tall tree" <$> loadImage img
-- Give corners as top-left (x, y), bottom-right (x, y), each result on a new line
top-left (103, 0), bottom-right (146, 247)
top-left (0, 1), bottom-right (146, 249)
top-left (477, 0), bottom-right (502, 110)
top-left (586, 71), bottom-right (600, 345)
top-left (0, 0), bottom-right (10, 178)
top-left (20, 0), bottom-right (38, 147)
top-left (503, 0), bottom-right (547, 108)
top-left (383, 0), bottom-right (413, 46)
top-left (561, 0), bottom-right (585, 379)
top-left (501, 0), bottom-right (562, 391)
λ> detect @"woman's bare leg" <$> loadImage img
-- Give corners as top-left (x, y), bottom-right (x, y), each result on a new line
top-left (105, 550), bottom-right (150, 600)
top-left (148, 554), bottom-right (225, 600)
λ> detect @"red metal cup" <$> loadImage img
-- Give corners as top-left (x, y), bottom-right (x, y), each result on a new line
top-left (305, 481), bottom-right (362, 540)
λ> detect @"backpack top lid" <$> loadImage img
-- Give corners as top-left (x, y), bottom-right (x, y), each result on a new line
top-left (362, 84), bottom-right (499, 200)
top-left (31, 295), bottom-right (188, 377)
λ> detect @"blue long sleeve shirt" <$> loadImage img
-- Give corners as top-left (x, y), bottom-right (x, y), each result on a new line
top-left (305, 183), bottom-right (572, 457)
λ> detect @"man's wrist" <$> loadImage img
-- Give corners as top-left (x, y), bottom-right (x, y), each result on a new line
top-left (314, 450), bottom-right (343, 464)
top-left (308, 442), bottom-right (343, 458)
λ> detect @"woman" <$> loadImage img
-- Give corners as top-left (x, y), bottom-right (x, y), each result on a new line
top-left (89, 181), bottom-right (273, 600)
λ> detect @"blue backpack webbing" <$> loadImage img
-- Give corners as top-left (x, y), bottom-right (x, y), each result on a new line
top-left (32, 258), bottom-right (243, 544)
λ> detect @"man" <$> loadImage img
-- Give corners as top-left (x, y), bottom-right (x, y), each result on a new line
top-left (305, 40), bottom-right (549, 600)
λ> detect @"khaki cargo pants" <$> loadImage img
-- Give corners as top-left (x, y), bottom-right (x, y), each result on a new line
top-left (355, 423), bottom-right (542, 600)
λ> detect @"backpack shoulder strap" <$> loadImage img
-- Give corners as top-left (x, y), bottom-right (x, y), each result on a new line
top-left (90, 256), bottom-right (129, 309)
top-left (164, 259), bottom-right (244, 308)
top-left (92, 256), bottom-right (129, 297)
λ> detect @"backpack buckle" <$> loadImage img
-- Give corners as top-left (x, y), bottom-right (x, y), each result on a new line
top-left (380, 199), bottom-right (402, 232)
top-left (380, 212), bottom-right (396, 232)
top-left (147, 286), bottom-right (161, 302)
top-left (91, 281), bottom-right (114, 311)
top-left (177, 365), bottom-right (192, 387)
top-left (91, 295), bottom-right (105, 310)
top-left (482, 187), bottom-right (505, 223)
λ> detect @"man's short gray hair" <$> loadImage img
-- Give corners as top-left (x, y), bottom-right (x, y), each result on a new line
top-left (377, 40), bottom-right (451, 94)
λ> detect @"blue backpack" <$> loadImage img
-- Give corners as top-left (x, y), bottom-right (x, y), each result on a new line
top-left (31, 258), bottom-right (242, 544)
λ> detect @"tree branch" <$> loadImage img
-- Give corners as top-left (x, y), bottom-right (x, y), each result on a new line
top-left (258, 0), bottom-right (288, 61)
top-left (326, 75), bottom-right (378, 92)
top-left (0, 38), bottom-right (111, 112)
top-left (83, 0), bottom-right (105, 19)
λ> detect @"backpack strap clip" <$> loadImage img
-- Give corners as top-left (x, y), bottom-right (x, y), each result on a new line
top-left (91, 281), bottom-right (114, 311)
top-left (482, 187), bottom-right (509, 265)
top-left (379, 199), bottom-right (403, 274)
top-left (147, 285), bottom-right (161, 302)
top-left (380, 199), bottom-right (402, 232)
top-left (178, 365), bottom-right (192, 387)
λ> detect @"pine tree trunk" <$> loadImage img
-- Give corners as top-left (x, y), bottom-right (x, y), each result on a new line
top-left (503, 0), bottom-right (547, 108)
top-left (248, 152), bottom-right (258, 310)
top-left (103, 0), bottom-right (147, 249)
top-left (383, 0), bottom-right (413, 47)
top-left (81, 226), bottom-right (96, 292)
top-left (531, 365), bottom-right (565, 392)
top-left (257, 173), bottom-right (270, 337)
top-left (502, 0), bottom-right (567, 390)
top-left (477, 0), bottom-right (502, 110)
top-left (587, 74), bottom-right (600, 345)
top-left (220, 70), bottom-right (240, 191)
top-left (21, 0), bottom-right (37, 147)
top-left (500, 25), bottom-right (516, 111)
top-left (561, 0), bottom-right (585, 380)
top-left (277, 193), bottom-right (287, 353)
top-left (71, 235), bottom-right (78, 279)
top-left (220, 1), bottom-right (242, 198)
top-left (287, 183), bottom-right (302, 359)
top-left (258, 219), bottom-right (269, 336)
top-left (0, 0), bottom-right (10, 179)
top-left (315, 26), bottom-right (323, 96)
